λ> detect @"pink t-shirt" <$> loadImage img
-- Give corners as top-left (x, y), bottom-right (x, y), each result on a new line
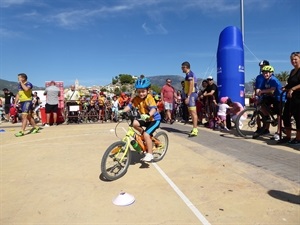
top-left (161, 85), bottom-right (175, 103)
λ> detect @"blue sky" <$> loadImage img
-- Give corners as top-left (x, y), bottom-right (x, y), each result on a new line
top-left (1, 0), bottom-right (299, 87)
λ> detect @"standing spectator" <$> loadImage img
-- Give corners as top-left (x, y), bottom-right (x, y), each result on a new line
top-left (278, 52), bottom-right (300, 145)
top-left (98, 92), bottom-right (106, 122)
top-left (2, 88), bottom-right (15, 122)
top-left (14, 73), bottom-right (40, 137)
top-left (181, 61), bottom-right (198, 137)
top-left (180, 80), bottom-right (189, 123)
top-left (202, 76), bottom-right (218, 104)
top-left (111, 95), bottom-right (119, 122)
top-left (118, 92), bottom-right (129, 109)
top-left (44, 81), bottom-right (60, 127)
top-left (65, 85), bottom-right (80, 101)
top-left (217, 97), bottom-right (231, 130)
top-left (32, 91), bottom-right (41, 122)
top-left (161, 78), bottom-right (176, 124)
top-left (64, 85), bottom-right (80, 122)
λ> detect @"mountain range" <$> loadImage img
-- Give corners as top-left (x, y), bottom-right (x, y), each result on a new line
top-left (0, 76), bottom-right (254, 97)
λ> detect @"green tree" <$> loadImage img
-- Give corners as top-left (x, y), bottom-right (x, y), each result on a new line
top-left (151, 84), bottom-right (161, 94)
top-left (114, 87), bottom-right (121, 96)
top-left (274, 71), bottom-right (289, 82)
top-left (112, 77), bottom-right (118, 85)
top-left (119, 74), bottom-right (134, 85)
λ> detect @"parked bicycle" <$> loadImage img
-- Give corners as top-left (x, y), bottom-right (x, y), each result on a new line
top-left (101, 108), bottom-right (169, 181)
top-left (235, 96), bottom-right (279, 139)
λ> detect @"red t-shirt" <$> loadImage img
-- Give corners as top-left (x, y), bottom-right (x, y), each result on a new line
top-left (161, 85), bottom-right (175, 103)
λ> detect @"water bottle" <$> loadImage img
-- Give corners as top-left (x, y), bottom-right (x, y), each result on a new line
top-left (130, 140), bottom-right (142, 153)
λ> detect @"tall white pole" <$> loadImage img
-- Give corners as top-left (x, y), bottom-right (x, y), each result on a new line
top-left (240, 0), bottom-right (244, 43)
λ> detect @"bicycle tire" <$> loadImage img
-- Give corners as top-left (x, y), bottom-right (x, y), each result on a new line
top-left (89, 109), bottom-right (98, 122)
top-left (235, 108), bottom-right (266, 138)
top-left (152, 131), bottom-right (169, 162)
top-left (101, 141), bottom-right (131, 181)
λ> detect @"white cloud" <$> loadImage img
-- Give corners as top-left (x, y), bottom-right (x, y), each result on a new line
top-left (0, 28), bottom-right (20, 38)
top-left (0, 0), bottom-right (31, 8)
top-left (142, 23), bottom-right (168, 35)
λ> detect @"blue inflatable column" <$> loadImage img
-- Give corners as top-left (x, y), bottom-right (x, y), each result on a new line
top-left (217, 26), bottom-right (245, 105)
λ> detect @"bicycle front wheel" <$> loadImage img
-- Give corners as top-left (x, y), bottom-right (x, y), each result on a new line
top-left (101, 141), bottom-right (131, 181)
top-left (152, 131), bottom-right (169, 162)
top-left (235, 108), bottom-right (266, 138)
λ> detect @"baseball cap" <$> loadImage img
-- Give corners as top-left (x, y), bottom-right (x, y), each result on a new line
top-left (207, 76), bottom-right (213, 80)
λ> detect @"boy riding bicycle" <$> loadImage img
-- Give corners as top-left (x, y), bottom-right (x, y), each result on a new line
top-left (120, 77), bottom-right (161, 162)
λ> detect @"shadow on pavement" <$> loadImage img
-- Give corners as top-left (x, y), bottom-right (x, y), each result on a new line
top-left (268, 190), bottom-right (300, 205)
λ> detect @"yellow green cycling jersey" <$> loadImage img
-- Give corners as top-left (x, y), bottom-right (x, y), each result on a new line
top-left (18, 81), bottom-right (33, 102)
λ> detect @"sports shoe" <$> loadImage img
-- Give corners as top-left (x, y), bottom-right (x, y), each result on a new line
top-left (44, 124), bottom-right (50, 127)
top-left (31, 127), bottom-right (40, 134)
top-left (15, 131), bottom-right (24, 137)
top-left (189, 128), bottom-right (198, 137)
top-left (53, 123), bottom-right (58, 126)
top-left (277, 137), bottom-right (291, 144)
top-left (141, 153), bottom-right (154, 162)
top-left (288, 139), bottom-right (300, 145)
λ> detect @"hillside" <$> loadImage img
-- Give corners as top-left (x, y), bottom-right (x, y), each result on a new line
top-left (0, 79), bottom-right (44, 96)
top-left (0, 76), bottom-right (254, 97)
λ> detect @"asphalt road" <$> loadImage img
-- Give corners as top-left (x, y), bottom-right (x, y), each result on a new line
top-left (160, 122), bottom-right (300, 185)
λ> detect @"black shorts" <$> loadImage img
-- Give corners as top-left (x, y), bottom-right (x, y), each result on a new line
top-left (4, 104), bottom-right (10, 114)
top-left (262, 96), bottom-right (282, 115)
top-left (45, 103), bottom-right (58, 113)
top-left (138, 120), bottom-right (161, 135)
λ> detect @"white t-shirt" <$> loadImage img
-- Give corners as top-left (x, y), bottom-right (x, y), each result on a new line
top-left (217, 103), bottom-right (230, 116)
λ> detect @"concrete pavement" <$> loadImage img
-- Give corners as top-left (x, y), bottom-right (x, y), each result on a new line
top-left (0, 121), bottom-right (299, 225)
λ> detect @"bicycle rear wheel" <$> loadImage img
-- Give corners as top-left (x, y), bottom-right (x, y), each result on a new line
top-left (235, 108), bottom-right (266, 138)
top-left (152, 131), bottom-right (169, 162)
top-left (101, 141), bottom-right (131, 181)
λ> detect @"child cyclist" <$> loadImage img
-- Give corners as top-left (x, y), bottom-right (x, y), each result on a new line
top-left (120, 77), bottom-right (161, 162)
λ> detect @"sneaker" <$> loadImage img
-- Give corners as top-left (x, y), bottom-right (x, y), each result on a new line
top-left (189, 128), bottom-right (198, 137)
top-left (31, 127), bottom-right (40, 134)
top-left (170, 119), bottom-right (175, 124)
top-left (288, 139), bottom-right (300, 145)
top-left (277, 137), bottom-right (291, 144)
top-left (44, 124), bottom-right (50, 127)
top-left (53, 123), bottom-right (58, 126)
top-left (141, 153), bottom-right (154, 162)
top-left (15, 131), bottom-right (24, 137)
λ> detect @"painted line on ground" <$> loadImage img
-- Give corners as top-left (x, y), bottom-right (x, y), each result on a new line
top-left (153, 163), bottom-right (211, 225)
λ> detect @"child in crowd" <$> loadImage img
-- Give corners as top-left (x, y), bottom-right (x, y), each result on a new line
top-left (154, 94), bottom-right (164, 120)
top-left (121, 77), bottom-right (161, 162)
top-left (217, 96), bottom-right (231, 130)
top-left (10, 104), bottom-right (19, 123)
top-left (111, 95), bottom-right (119, 122)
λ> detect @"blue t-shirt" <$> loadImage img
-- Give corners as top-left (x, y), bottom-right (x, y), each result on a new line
top-left (255, 74), bottom-right (265, 90)
top-left (262, 76), bottom-right (284, 101)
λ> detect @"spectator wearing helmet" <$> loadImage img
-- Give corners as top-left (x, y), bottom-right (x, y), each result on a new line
top-left (118, 92), bottom-right (129, 110)
top-left (182, 61), bottom-right (199, 137)
top-left (253, 65), bottom-right (285, 139)
top-left (98, 91), bottom-right (106, 122)
top-left (254, 60), bottom-right (270, 97)
top-left (121, 77), bottom-right (161, 162)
